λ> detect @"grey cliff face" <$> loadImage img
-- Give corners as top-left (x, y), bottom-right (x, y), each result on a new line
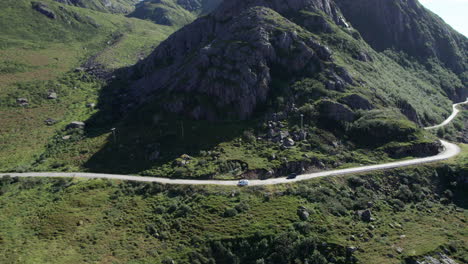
top-left (130, 0), bottom-right (345, 119)
top-left (334, 0), bottom-right (468, 75)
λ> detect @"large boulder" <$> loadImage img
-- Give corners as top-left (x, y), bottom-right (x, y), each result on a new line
top-left (356, 209), bottom-right (373, 222)
top-left (340, 94), bottom-right (374, 110)
top-left (319, 100), bottom-right (356, 122)
top-left (66, 121), bottom-right (85, 130)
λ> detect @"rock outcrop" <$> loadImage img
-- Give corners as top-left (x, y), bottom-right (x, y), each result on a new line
top-left (319, 100), bottom-right (356, 122)
top-left (340, 94), bottom-right (374, 110)
top-left (124, 0), bottom-right (466, 123)
top-left (32, 2), bottom-right (56, 19)
top-left (335, 0), bottom-right (467, 75)
top-left (129, 0), bottom-right (349, 120)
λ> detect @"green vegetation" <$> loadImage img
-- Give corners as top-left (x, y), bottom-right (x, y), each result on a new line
top-left (0, 0), bottom-right (176, 171)
top-left (129, 0), bottom-right (222, 26)
top-left (0, 163), bottom-right (466, 263)
top-left (54, 0), bottom-right (141, 14)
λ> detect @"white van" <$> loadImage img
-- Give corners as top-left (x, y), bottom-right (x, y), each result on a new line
top-left (237, 179), bottom-right (249, 186)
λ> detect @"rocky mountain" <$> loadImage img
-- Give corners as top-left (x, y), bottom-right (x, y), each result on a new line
top-left (335, 0), bottom-right (468, 100)
top-left (126, 0), bottom-right (467, 122)
top-left (129, 0), bottom-right (222, 26)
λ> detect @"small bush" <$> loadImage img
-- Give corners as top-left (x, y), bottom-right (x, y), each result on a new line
top-left (223, 208), bottom-right (238, 217)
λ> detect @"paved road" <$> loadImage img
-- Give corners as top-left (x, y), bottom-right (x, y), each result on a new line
top-left (1, 101), bottom-right (466, 186)
top-left (425, 99), bottom-right (467, 130)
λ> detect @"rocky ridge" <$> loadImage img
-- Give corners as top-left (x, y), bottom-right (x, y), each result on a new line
top-left (126, 0), bottom-right (467, 123)
top-left (129, 0), bottom-right (354, 120)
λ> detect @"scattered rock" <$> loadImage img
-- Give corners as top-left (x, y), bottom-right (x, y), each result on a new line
top-left (347, 246), bottom-right (358, 253)
top-left (16, 98), bottom-right (29, 106)
top-left (86, 103), bottom-right (96, 109)
top-left (395, 247), bottom-right (404, 254)
top-left (283, 138), bottom-right (295, 147)
top-left (297, 207), bottom-right (309, 220)
top-left (354, 51), bottom-right (372, 62)
top-left (62, 135), bottom-right (71, 140)
top-left (421, 254), bottom-right (459, 264)
top-left (181, 154), bottom-right (192, 160)
top-left (47, 92), bottom-right (58, 99)
top-left (66, 121), bottom-right (85, 130)
top-left (44, 118), bottom-right (57, 126)
top-left (357, 209), bottom-right (373, 222)
top-left (279, 131), bottom-right (289, 140)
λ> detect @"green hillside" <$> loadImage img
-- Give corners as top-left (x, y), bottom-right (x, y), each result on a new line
top-left (0, 0), bottom-right (176, 171)
top-left (53, 0), bottom-right (140, 14)
top-left (0, 162), bottom-right (466, 263)
top-left (129, 0), bottom-right (222, 26)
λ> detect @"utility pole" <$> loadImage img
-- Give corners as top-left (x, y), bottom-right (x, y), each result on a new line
top-left (300, 114), bottom-right (304, 132)
top-left (300, 114), bottom-right (305, 140)
top-left (180, 121), bottom-right (185, 140)
top-left (110, 128), bottom-right (117, 144)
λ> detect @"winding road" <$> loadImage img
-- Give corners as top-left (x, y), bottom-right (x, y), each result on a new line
top-left (1, 100), bottom-right (467, 186)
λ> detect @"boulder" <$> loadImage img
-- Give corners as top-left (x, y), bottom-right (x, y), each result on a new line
top-left (354, 51), bottom-right (372, 62)
top-left (47, 92), bottom-right (58, 99)
top-left (16, 98), bottom-right (29, 106)
top-left (66, 121), bottom-right (85, 130)
top-left (340, 94), bottom-right (374, 110)
top-left (319, 100), bottom-right (356, 122)
top-left (283, 138), bottom-right (295, 147)
top-left (297, 207), bottom-right (310, 220)
top-left (397, 100), bottom-right (421, 125)
top-left (347, 246), bottom-right (358, 253)
top-left (357, 209), bottom-right (373, 222)
top-left (44, 118), bottom-right (57, 126)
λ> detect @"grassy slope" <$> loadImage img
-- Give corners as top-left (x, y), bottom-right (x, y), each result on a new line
top-left (0, 160), bottom-right (466, 263)
top-left (56, 0), bottom-right (141, 14)
top-left (0, 0), bottom-right (176, 171)
top-left (129, 0), bottom-right (222, 27)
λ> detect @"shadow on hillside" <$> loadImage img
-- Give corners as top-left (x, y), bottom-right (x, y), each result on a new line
top-left (81, 69), bottom-right (253, 176)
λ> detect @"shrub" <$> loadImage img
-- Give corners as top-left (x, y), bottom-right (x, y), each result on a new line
top-left (235, 201), bottom-right (250, 213)
top-left (396, 185), bottom-right (413, 202)
top-left (223, 208), bottom-right (238, 217)
top-left (348, 176), bottom-right (366, 187)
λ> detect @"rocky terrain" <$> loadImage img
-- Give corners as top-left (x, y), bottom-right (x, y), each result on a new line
top-left (127, 0), bottom-right (467, 122)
